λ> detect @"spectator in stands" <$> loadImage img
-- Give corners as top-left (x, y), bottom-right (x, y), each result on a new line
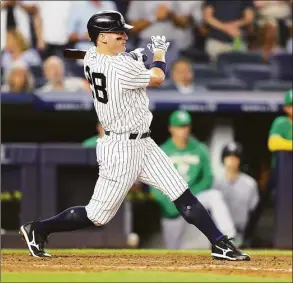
top-left (203, 0), bottom-right (255, 62)
top-left (127, 1), bottom-right (180, 67)
top-left (254, 0), bottom-right (292, 61)
top-left (82, 121), bottom-right (105, 147)
top-left (34, 1), bottom-right (72, 58)
top-left (149, 110), bottom-right (236, 249)
top-left (1, 28), bottom-right (42, 73)
top-left (170, 58), bottom-right (207, 94)
top-left (1, 60), bottom-right (35, 93)
top-left (172, 1), bottom-right (209, 59)
top-left (214, 142), bottom-right (259, 246)
top-left (38, 56), bottom-right (88, 93)
top-left (67, 0), bottom-right (118, 52)
top-left (168, 1), bottom-right (204, 53)
top-left (1, 0), bottom-right (44, 50)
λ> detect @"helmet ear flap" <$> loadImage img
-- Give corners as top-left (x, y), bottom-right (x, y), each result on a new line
top-left (87, 25), bottom-right (98, 44)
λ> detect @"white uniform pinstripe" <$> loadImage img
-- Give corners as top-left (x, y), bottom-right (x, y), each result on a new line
top-left (84, 47), bottom-right (188, 226)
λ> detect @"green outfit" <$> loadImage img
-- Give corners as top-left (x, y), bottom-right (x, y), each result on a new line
top-left (150, 136), bottom-right (213, 219)
top-left (269, 116), bottom-right (292, 167)
top-left (269, 89), bottom-right (293, 167)
top-left (82, 135), bottom-right (98, 147)
top-left (270, 89), bottom-right (292, 140)
top-left (269, 116), bottom-right (293, 140)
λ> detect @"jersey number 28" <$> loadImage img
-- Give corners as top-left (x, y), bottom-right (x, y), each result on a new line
top-left (85, 66), bottom-right (108, 104)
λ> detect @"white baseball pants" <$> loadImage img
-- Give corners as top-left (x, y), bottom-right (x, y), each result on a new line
top-left (85, 134), bottom-right (188, 225)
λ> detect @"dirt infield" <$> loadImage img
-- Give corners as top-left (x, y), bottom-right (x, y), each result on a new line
top-left (2, 252), bottom-right (292, 279)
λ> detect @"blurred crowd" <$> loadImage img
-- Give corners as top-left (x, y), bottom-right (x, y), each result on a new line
top-left (1, 0), bottom-right (292, 94)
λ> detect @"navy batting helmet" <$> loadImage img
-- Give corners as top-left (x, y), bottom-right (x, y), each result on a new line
top-left (87, 10), bottom-right (133, 44)
top-left (221, 142), bottom-right (243, 163)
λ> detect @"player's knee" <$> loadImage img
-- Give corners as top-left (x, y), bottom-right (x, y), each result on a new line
top-left (85, 204), bottom-right (112, 226)
top-left (86, 211), bottom-right (110, 226)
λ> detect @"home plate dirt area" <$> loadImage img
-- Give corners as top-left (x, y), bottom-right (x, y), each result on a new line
top-left (2, 252), bottom-right (292, 279)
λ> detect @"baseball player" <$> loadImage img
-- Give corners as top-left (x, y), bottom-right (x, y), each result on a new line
top-left (150, 110), bottom-right (237, 249)
top-left (246, 89), bottom-right (293, 245)
top-left (214, 142), bottom-right (259, 246)
top-left (19, 11), bottom-right (250, 261)
top-left (268, 89), bottom-right (293, 164)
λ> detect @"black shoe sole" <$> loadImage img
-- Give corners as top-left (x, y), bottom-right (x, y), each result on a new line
top-left (212, 253), bottom-right (251, 261)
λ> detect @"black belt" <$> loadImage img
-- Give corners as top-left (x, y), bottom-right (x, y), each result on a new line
top-left (105, 131), bottom-right (151, 139)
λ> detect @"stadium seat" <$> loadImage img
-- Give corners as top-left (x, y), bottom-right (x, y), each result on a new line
top-left (253, 80), bottom-right (292, 91)
top-left (193, 64), bottom-right (229, 85)
top-left (29, 65), bottom-right (43, 79)
top-left (217, 51), bottom-right (264, 73)
top-left (270, 53), bottom-right (292, 81)
top-left (35, 78), bottom-right (46, 89)
top-left (231, 64), bottom-right (272, 86)
top-left (29, 66), bottom-right (46, 88)
top-left (70, 64), bottom-right (84, 78)
top-left (206, 78), bottom-right (249, 91)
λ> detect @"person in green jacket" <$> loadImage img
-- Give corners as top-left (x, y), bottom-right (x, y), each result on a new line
top-left (150, 110), bottom-right (236, 249)
top-left (82, 121), bottom-right (105, 147)
top-left (268, 89), bottom-right (292, 167)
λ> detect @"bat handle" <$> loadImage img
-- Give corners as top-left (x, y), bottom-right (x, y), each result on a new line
top-left (142, 54), bottom-right (148, 63)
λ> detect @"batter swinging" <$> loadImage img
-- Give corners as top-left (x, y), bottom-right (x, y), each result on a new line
top-left (19, 11), bottom-right (250, 261)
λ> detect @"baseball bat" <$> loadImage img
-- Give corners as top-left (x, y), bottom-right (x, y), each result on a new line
top-left (63, 49), bottom-right (148, 62)
top-left (63, 49), bottom-right (85, 60)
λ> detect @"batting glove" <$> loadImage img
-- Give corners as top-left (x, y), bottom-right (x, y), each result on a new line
top-left (147, 35), bottom-right (170, 53)
top-left (129, 48), bottom-right (146, 62)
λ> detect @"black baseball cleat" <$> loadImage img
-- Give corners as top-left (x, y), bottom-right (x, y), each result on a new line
top-left (211, 235), bottom-right (251, 261)
top-left (19, 221), bottom-right (51, 258)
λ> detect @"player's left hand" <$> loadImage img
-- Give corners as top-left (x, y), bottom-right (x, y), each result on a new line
top-left (147, 35), bottom-right (170, 53)
top-left (129, 48), bottom-right (146, 62)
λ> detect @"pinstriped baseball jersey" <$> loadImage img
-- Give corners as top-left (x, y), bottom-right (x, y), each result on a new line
top-left (84, 46), bottom-right (153, 133)
top-left (84, 46), bottom-right (188, 226)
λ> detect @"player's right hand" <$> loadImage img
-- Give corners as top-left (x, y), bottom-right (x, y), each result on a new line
top-left (147, 35), bottom-right (170, 53)
top-left (129, 48), bottom-right (146, 62)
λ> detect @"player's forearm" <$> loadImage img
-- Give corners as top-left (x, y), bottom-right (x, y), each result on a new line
top-left (149, 50), bottom-right (166, 86)
top-left (152, 49), bottom-right (166, 62)
top-left (149, 68), bottom-right (165, 86)
top-left (268, 136), bottom-right (293, 151)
